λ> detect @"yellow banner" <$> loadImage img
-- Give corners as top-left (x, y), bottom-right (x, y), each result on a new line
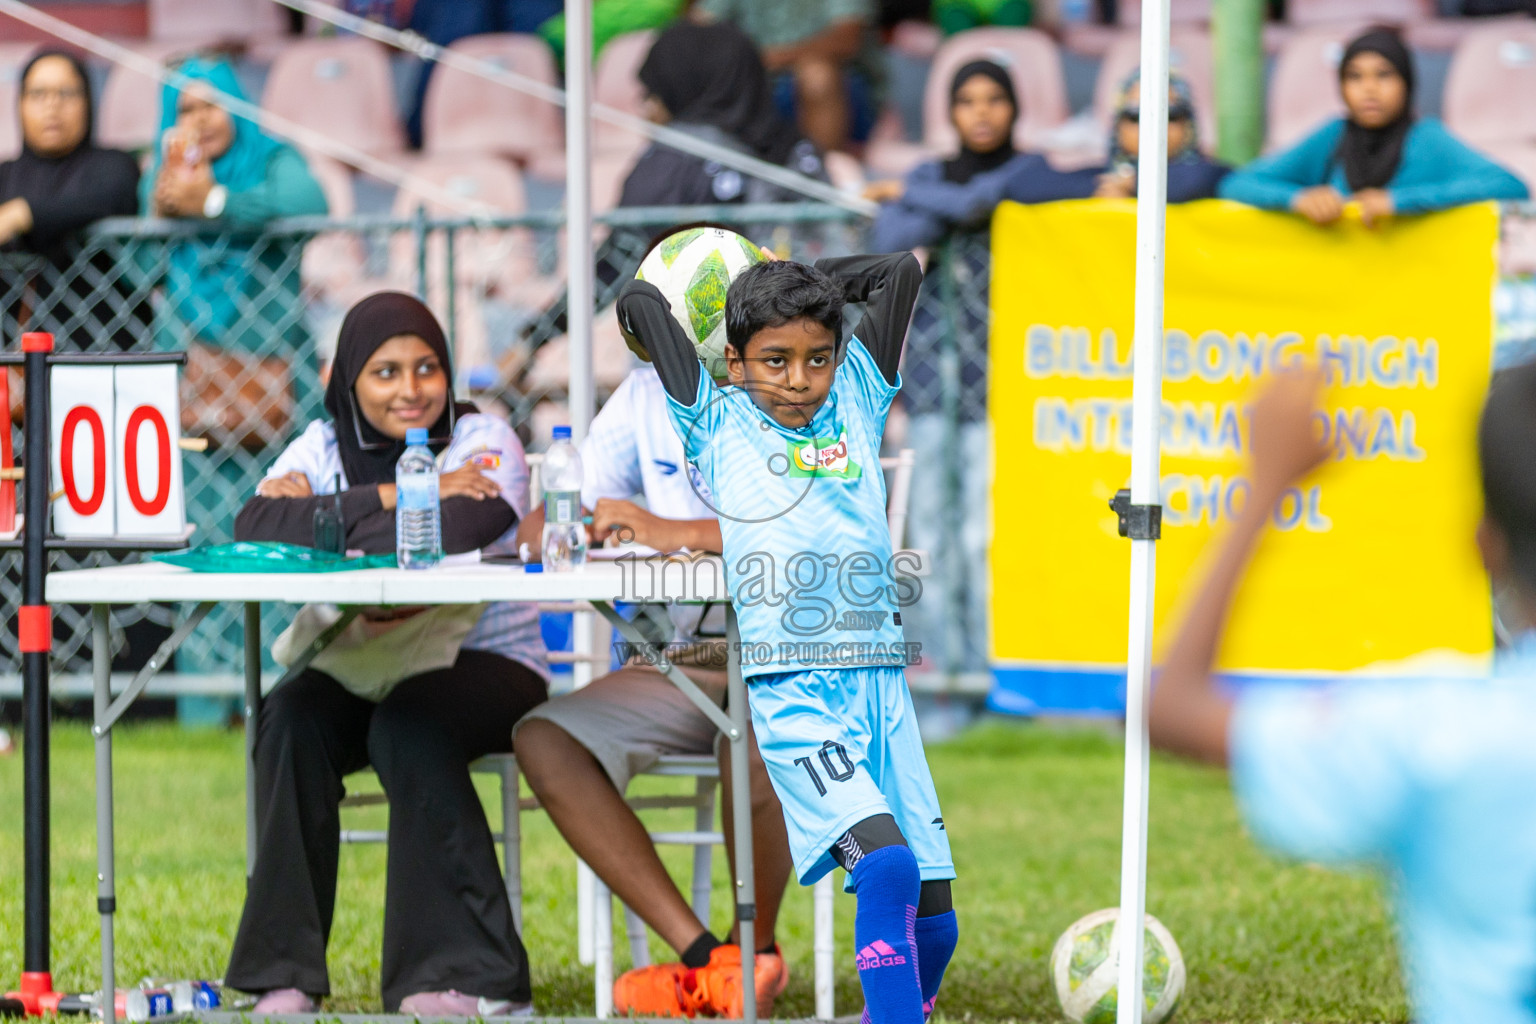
top-left (989, 200), bottom-right (1497, 708)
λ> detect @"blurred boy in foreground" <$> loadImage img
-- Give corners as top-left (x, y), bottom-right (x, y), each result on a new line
top-left (1150, 365), bottom-right (1536, 1024)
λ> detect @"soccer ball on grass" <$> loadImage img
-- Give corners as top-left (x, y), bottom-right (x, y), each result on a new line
top-left (1050, 908), bottom-right (1186, 1024)
top-left (634, 226), bottom-right (767, 381)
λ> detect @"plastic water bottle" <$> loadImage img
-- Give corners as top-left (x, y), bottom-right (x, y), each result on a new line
top-left (1061, 0), bottom-right (1091, 23)
top-left (396, 426), bottom-right (442, 570)
top-left (541, 425), bottom-right (587, 571)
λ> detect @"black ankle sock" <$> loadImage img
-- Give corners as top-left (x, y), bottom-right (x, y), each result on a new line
top-left (757, 940), bottom-right (777, 955)
top-left (681, 931), bottom-right (723, 968)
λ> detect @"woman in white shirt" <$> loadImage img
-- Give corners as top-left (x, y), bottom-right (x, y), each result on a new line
top-left (224, 292), bottom-right (547, 1017)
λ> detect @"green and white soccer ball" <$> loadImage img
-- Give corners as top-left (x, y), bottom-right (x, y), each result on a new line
top-left (635, 226), bottom-right (767, 381)
top-left (1050, 908), bottom-right (1185, 1024)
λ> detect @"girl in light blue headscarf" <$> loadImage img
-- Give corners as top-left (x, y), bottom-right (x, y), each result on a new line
top-left (143, 57), bottom-right (326, 358)
top-left (142, 58), bottom-right (328, 725)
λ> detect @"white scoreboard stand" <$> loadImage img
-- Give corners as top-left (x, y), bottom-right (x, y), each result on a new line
top-left (47, 362), bottom-right (189, 541)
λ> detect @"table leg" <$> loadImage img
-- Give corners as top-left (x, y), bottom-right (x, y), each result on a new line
top-left (90, 605), bottom-right (114, 1017)
top-left (725, 607), bottom-right (756, 1024)
top-left (244, 603), bottom-right (260, 878)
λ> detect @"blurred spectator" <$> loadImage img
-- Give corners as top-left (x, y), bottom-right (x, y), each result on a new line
top-left (866, 60), bottom-right (1087, 250)
top-left (624, 20), bottom-right (828, 206)
top-left (516, 21), bottom-right (829, 373)
top-left (933, 0), bottom-right (1032, 35)
top-left (1219, 28), bottom-right (1529, 226)
top-left (0, 50), bottom-right (143, 350)
top-left (866, 60), bottom-right (1088, 674)
top-left (695, 0), bottom-right (884, 154)
top-left (404, 0), bottom-right (565, 146)
top-left (143, 57), bottom-right (327, 726)
top-left (1091, 70), bottom-right (1228, 202)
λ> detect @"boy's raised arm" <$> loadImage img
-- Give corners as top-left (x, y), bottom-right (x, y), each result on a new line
top-left (617, 279), bottom-right (701, 404)
top-left (813, 252), bottom-right (923, 385)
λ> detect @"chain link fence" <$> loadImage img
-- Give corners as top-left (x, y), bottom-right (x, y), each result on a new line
top-left (4, 202), bottom-right (1535, 699)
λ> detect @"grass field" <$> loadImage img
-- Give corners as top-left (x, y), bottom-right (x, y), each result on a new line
top-left (0, 720), bottom-right (1407, 1023)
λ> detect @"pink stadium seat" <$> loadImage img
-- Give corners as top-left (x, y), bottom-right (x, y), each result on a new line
top-left (593, 30), bottom-right (655, 157)
top-left (302, 157), bottom-right (370, 302)
top-left (98, 60), bottom-right (165, 154)
top-left (263, 38), bottom-right (406, 162)
top-left (1116, 0), bottom-right (1213, 24)
top-left (0, 44), bottom-right (33, 156)
top-left (922, 28), bottom-right (1070, 154)
top-left (388, 156), bottom-right (552, 310)
top-left (148, 0), bottom-right (286, 43)
top-left (0, 74), bottom-right (16, 159)
top-left (891, 20), bottom-right (944, 59)
top-left (1443, 22), bottom-right (1536, 148)
top-left (1092, 27), bottom-right (1217, 152)
top-left (1266, 25), bottom-right (1365, 152)
top-left (422, 33), bottom-right (563, 175)
top-left (1286, 0), bottom-right (1434, 26)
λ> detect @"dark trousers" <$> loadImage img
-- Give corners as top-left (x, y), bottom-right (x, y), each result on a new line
top-left (225, 649), bottom-right (548, 1010)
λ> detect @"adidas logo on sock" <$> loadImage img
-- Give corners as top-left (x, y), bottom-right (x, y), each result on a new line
top-left (856, 939), bottom-right (908, 970)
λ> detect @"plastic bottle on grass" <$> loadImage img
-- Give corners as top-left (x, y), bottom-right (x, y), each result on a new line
top-left (396, 427), bottom-right (442, 569)
top-left (541, 425), bottom-right (587, 571)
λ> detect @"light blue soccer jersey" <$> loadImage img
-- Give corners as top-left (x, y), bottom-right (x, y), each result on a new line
top-left (1230, 641), bottom-right (1536, 1024)
top-left (665, 338), bottom-right (919, 678)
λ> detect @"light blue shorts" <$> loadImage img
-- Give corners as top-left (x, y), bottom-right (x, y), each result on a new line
top-left (748, 665), bottom-right (955, 886)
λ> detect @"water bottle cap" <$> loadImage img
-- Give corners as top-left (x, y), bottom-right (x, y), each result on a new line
top-left (552, 425), bottom-right (572, 441)
top-left (405, 427), bottom-right (429, 445)
top-left (525, 563), bottom-right (543, 573)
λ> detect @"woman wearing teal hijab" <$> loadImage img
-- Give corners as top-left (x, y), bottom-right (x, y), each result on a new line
top-left (144, 59), bottom-right (327, 724)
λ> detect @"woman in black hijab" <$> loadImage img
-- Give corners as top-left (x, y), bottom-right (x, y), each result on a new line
top-left (0, 50), bottom-right (145, 349)
top-left (228, 292), bottom-right (549, 1016)
top-left (865, 59), bottom-right (1088, 674)
top-left (1221, 26), bottom-right (1528, 223)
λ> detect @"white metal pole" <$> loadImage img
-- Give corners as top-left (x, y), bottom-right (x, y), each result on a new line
top-left (1116, 0), bottom-right (1171, 1020)
top-left (565, 0), bottom-right (595, 443)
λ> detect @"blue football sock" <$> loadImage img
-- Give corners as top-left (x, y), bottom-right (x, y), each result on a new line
top-left (914, 911), bottom-right (958, 1018)
top-left (849, 845), bottom-right (923, 1024)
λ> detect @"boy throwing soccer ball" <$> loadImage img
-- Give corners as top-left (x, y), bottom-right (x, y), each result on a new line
top-left (617, 252), bottom-right (957, 1024)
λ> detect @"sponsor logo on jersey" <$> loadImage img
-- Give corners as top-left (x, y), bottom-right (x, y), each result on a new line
top-left (787, 427), bottom-right (862, 481)
top-left (856, 940), bottom-right (907, 970)
top-left (467, 447), bottom-right (502, 470)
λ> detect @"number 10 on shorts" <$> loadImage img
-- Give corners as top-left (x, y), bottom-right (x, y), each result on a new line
top-left (794, 740), bottom-right (857, 797)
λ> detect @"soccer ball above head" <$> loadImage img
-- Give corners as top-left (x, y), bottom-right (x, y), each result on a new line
top-left (1051, 908), bottom-right (1186, 1024)
top-left (635, 226), bottom-right (767, 382)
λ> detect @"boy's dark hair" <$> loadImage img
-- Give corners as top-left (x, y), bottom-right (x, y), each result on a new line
top-left (1480, 361), bottom-right (1536, 590)
top-left (724, 261), bottom-right (845, 353)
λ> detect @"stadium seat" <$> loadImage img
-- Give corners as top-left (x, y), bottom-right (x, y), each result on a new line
top-left (1092, 27), bottom-right (1218, 152)
top-left (301, 157), bottom-right (369, 303)
top-left (0, 43), bottom-right (36, 157)
top-left (1266, 25), bottom-right (1364, 152)
top-left (923, 29), bottom-right (1070, 154)
top-left (592, 30), bottom-right (656, 158)
top-left (388, 155), bottom-right (553, 311)
top-left (422, 33), bottom-right (564, 179)
top-left (98, 59), bottom-right (166, 154)
top-left (263, 37), bottom-right (406, 162)
top-left (147, 0), bottom-right (287, 43)
top-left (1285, 0), bottom-right (1435, 25)
top-left (1443, 22), bottom-right (1536, 148)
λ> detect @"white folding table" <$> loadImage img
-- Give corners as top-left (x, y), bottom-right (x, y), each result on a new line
top-left (45, 556), bottom-right (765, 1024)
